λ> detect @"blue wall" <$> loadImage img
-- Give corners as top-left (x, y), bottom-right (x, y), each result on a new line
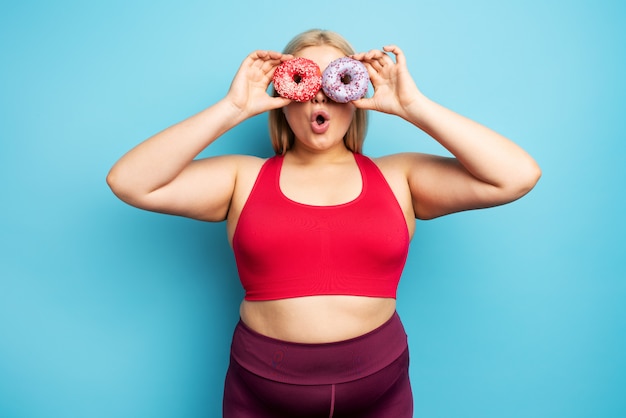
top-left (1, 0), bottom-right (625, 417)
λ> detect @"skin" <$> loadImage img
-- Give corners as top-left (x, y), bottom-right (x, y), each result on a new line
top-left (107, 44), bottom-right (541, 343)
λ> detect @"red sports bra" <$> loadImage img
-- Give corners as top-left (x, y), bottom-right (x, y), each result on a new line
top-left (232, 153), bottom-right (410, 301)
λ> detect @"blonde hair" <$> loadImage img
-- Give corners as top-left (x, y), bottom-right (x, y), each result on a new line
top-left (268, 29), bottom-right (368, 155)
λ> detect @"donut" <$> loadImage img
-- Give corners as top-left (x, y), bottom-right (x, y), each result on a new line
top-left (273, 57), bottom-right (322, 102)
top-left (321, 57), bottom-right (369, 103)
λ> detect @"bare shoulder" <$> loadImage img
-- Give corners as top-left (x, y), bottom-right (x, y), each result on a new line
top-left (224, 154), bottom-right (272, 243)
top-left (368, 153), bottom-right (422, 236)
top-left (191, 153), bottom-right (267, 190)
top-left (123, 153), bottom-right (270, 223)
top-left (372, 152), bottom-right (443, 172)
top-left (370, 152), bottom-right (458, 221)
top-left (227, 154), bottom-right (268, 188)
top-left (372, 152), bottom-right (456, 186)
top-left (194, 153), bottom-right (266, 170)
top-left (193, 153), bottom-right (267, 202)
top-left (234, 154), bottom-right (268, 175)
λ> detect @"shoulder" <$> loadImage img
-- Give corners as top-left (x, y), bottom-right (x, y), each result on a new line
top-left (369, 152), bottom-right (453, 204)
top-left (372, 151), bottom-right (441, 166)
top-left (225, 154), bottom-right (276, 241)
top-left (366, 153), bottom-right (418, 190)
top-left (371, 152), bottom-right (456, 180)
top-left (191, 153), bottom-right (269, 179)
top-left (195, 153), bottom-right (267, 168)
top-left (190, 153), bottom-right (270, 207)
top-left (225, 154), bottom-right (272, 207)
top-left (362, 153), bottom-right (420, 235)
top-left (370, 152), bottom-right (436, 175)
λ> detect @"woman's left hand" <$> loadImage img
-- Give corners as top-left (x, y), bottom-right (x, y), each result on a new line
top-left (351, 45), bottom-right (422, 119)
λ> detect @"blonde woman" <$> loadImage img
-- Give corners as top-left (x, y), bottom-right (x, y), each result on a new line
top-left (107, 29), bottom-right (540, 417)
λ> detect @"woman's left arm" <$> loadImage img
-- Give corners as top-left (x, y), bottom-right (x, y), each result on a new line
top-left (353, 45), bottom-right (541, 219)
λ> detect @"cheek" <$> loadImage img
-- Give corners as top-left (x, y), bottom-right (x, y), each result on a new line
top-left (334, 105), bottom-right (356, 129)
top-left (283, 108), bottom-right (300, 129)
top-left (283, 103), bottom-right (306, 123)
top-left (282, 107), bottom-right (309, 137)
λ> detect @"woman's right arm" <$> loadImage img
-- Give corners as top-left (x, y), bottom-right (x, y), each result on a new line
top-left (106, 50), bottom-right (292, 221)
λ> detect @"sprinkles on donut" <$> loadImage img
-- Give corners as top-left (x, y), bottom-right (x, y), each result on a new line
top-left (273, 57), bottom-right (322, 102)
top-left (321, 57), bottom-right (370, 103)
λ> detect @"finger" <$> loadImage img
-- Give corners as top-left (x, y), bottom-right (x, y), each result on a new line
top-left (367, 49), bottom-right (397, 70)
top-left (248, 50), bottom-right (273, 61)
top-left (351, 96), bottom-right (376, 111)
top-left (261, 56), bottom-right (285, 73)
top-left (368, 58), bottom-right (384, 73)
top-left (383, 45), bottom-right (406, 67)
top-left (364, 49), bottom-right (384, 61)
top-left (350, 52), bottom-right (365, 61)
top-left (268, 96), bottom-right (292, 110)
top-left (245, 52), bottom-right (287, 77)
top-left (248, 50), bottom-right (290, 65)
top-left (362, 61), bottom-right (387, 83)
top-left (263, 50), bottom-right (294, 62)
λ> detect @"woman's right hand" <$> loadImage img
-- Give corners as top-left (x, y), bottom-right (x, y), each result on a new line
top-left (225, 50), bottom-right (293, 118)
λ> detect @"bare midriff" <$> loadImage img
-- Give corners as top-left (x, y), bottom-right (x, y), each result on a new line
top-left (239, 295), bottom-right (397, 344)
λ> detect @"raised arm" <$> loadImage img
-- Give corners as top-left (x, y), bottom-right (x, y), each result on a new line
top-left (106, 50), bottom-right (292, 221)
top-left (353, 45), bottom-right (541, 219)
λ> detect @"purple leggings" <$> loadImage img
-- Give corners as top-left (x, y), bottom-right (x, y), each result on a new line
top-left (222, 312), bottom-right (413, 417)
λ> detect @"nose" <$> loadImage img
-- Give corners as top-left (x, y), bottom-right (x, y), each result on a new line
top-left (311, 89), bottom-right (327, 104)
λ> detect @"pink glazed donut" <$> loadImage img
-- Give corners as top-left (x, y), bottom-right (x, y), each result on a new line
top-left (273, 57), bottom-right (322, 102)
top-left (321, 57), bottom-right (369, 103)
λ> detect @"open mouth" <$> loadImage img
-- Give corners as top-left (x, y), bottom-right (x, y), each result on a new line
top-left (310, 110), bottom-right (330, 134)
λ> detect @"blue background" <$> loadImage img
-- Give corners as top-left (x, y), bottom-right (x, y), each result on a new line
top-left (1, 0), bottom-right (624, 417)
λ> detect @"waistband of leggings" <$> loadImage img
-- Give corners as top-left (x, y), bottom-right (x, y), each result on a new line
top-left (230, 311), bottom-right (408, 385)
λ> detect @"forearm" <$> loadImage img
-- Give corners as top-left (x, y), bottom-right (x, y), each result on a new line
top-left (404, 93), bottom-right (541, 191)
top-left (107, 98), bottom-right (245, 197)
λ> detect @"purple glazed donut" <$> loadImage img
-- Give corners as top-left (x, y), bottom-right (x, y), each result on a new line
top-left (321, 57), bottom-right (369, 103)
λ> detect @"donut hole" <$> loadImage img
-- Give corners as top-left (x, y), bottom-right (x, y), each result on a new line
top-left (293, 74), bottom-right (302, 84)
top-left (340, 74), bottom-right (352, 85)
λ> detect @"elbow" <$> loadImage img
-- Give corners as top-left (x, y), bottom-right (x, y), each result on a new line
top-left (522, 160), bottom-right (542, 192)
top-left (106, 167), bottom-right (123, 197)
top-left (507, 160), bottom-right (542, 201)
top-left (105, 168), bottom-right (116, 192)
top-left (106, 167), bottom-right (138, 205)
top-left (106, 166), bottom-right (161, 211)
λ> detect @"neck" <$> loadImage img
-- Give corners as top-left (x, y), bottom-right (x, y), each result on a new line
top-left (287, 143), bottom-right (353, 165)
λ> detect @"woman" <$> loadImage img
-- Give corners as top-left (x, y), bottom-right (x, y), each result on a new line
top-left (107, 29), bottom-right (540, 417)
